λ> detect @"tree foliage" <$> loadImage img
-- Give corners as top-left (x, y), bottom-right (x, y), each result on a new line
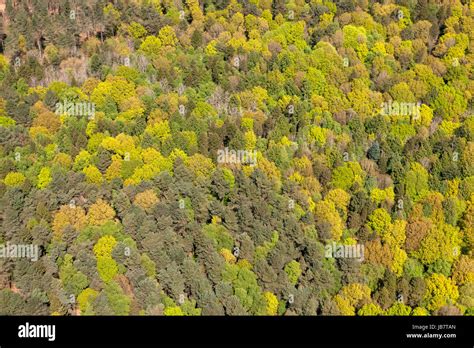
top-left (0, 0), bottom-right (472, 317)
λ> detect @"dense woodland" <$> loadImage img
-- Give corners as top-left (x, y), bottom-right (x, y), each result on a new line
top-left (0, 0), bottom-right (473, 316)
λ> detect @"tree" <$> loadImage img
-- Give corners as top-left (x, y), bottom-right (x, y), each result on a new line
top-left (134, 190), bottom-right (159, 210)
top-left (77, 288), bottom-right (99, 314)
top-left (88, 199), bottom-right (116, 226)
top-left (264, 291), bottom-right (279, 316)
top-left (31, 101), bottom-right (61, 134)
top-left (52, 205), bottom-right (87, 239)
top-left (97, 257), bottom-right (119, 283)
top-left (203, 224), bottom-right (234, 251)
top-left (461, 195), bottom-right (474, 251)
top-left (334, 283), bottom-right (371, 315)
top-left (385, 302), bottom-right (412, 316)
top-left (343, 25), bottom-right (368, 60)
top-left (3, 172), bottom-right (26, 187)
top-left (1, 0), bottom-right (473, 318)
top-left (128, 22), bottom-right (147, 40)
top-left (405, 163), bottom-right (429, 202)
top-left (83, 165), bottom-right (104, 184)
top-left (37, 167), bottom-right (52, 189)
top-left (94, 235), bottom-right (118, 259)
top-left (186, 0), bottom-right (204, 23)
top-left (0, 289), bottom-right (25, 315)
top-left (59, 254), bottom-right (89, 296)
top-left (313, 200), bottom-right (344, 241)
top-left (139, 36), bottom-right (162, 59)
top-left (185, 154), bottom-right (215, 179)
top-left (284, 260), bottom-right (302, 285)
top-left (424, 274), bottom-right (459, 312)
top-left (164, 306), bottom-right (184, 316)
top-left (405, 216), bottom-right (432, 253)
top-left (158, 26), bottom-right (178, 47)
top-left (367, 142), bottom-right (381, 161)
top-left (222, 263), bottom-right (267, 315)
top-left (331, 162), bottom-right (364, 191)
top-left (432, 85), bottom-right (467, 122)
top-left (452, 256), bottom-right (474, 286)
top-left (104, 281), bottom-right (131, 315)
top-left (358, 303), bottom-right (384, 316)
top-left (415, 223), bottom-right (461, 265)
top-left (367, 208), bottom-right (393, 235)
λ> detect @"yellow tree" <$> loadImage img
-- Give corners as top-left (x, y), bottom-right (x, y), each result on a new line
top-left (452, 256), bottom-right (474, 286)
top-left (37, 167), bottom-right (52, 189)
top-left (313, 200), bottom-right (344, 241)
top-left (93, 235), bottom-right (119, 283)
top-left (159, 26), bottom-right (178, 47)
top-left (462, 195), bottom-right (474, 253)
top-left (93, 235), bottom-right (118, 258)
top-left (185, 153), bottom-right (216, 179)
top-left (3, 172), bottom-right (26, 187)
top-left (424, 274), bottom-right (459, 311)
top-left (134, 189), bottom-right (159, 210)
top-left (264, 291), bottom-right (278, 315)
top-left (87, 199), bottom-right (116, 226)
top-left (83, 165), bottom-right (103, 184)
top-left (415, 222), bottom-right (461, 265)
top-left (367, 208), bottom-right (393, 235)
